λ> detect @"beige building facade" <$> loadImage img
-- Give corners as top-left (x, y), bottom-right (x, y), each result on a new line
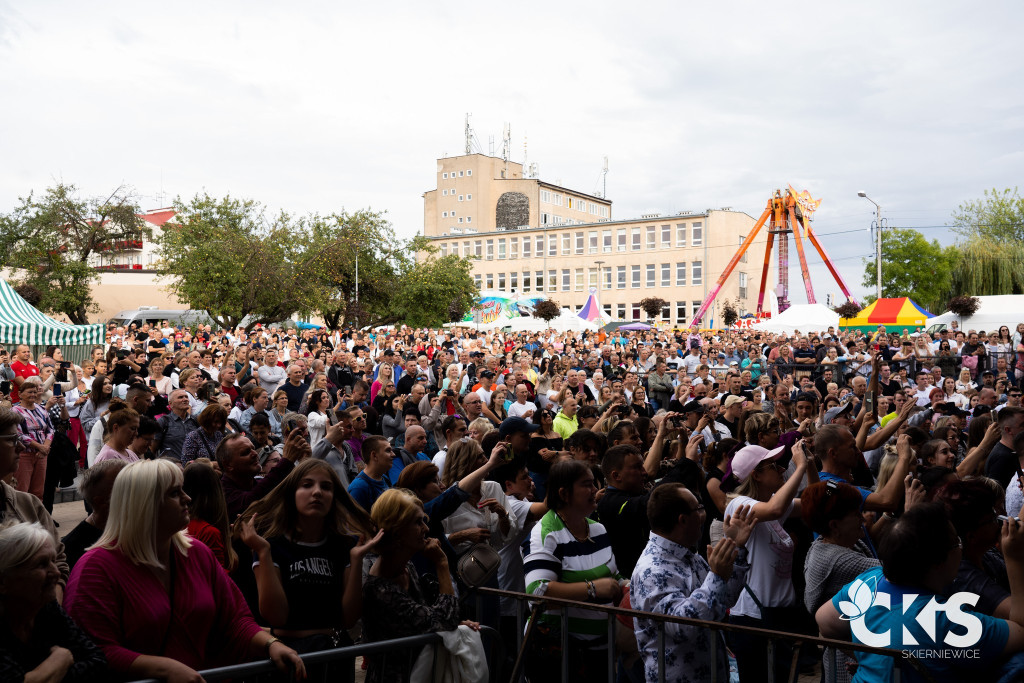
top-left (423, 153), bottom-right (771, 326)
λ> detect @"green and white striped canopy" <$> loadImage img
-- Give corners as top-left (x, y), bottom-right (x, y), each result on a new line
top-left (0, 280), bottom-right (104, 346)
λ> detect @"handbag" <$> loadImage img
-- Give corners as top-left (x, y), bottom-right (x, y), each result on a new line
top-left (456, 543), bottom-right (501, 588)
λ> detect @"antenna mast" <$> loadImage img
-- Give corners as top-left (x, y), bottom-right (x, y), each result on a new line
top-left (602, 156), bottom-right (609, 199)
top-left (464, 113), bottom-right (473, 155)
top-left (502, 123), bottom-right (511, 175)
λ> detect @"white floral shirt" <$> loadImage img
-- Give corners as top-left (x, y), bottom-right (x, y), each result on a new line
top-left (630, 532), bottom-right (749, 683)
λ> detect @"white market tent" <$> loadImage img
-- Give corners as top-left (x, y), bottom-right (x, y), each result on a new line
top-left (0, 280), bottom-right (104, 347)
top-left (926, 295), bottom-right (1024, 332)
top-left (508, 309), bottom-right (599, 333)
top-left (750, 303), bottom-right (839, 335)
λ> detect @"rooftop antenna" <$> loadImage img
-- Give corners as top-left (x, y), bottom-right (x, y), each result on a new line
top-left (502, 123), bottom-right (511, 176)
top-left (602, 156), bottom-right (609, 199)
top-left (464, 113), bottom-right (473, 155)
top-left (523, 134), bottom-right (527, 170)
top-left (488, 135), bottom-right (495, 157)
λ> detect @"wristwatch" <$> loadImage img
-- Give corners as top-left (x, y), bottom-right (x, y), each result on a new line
top-left (585, 579), bottom-right (597, 602)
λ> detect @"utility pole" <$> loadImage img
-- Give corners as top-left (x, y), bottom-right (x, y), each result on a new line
top-left (858, 192), bottom-right (883, 300)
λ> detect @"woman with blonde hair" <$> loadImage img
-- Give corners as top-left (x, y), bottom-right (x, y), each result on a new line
top-left (64, 459), bottom-right (305, 681)
top-left (370, 363), bottom-right (394, 405)
top-left (240, 459), bottom-right (379, 681)
top-left (362, 488), bottom-right (461, 683)
top-left (94, 407), bottom-right (140, 464)
top-left (466, 417), bottom-right (494, 444)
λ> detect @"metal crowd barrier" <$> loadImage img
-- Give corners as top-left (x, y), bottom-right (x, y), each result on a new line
top-left (128, 626), bottom-right (502, 683)
top-left (472, 586), bottom-right (936, 683)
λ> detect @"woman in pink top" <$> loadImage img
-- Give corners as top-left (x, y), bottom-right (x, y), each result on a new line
top-left (63, 459), bottom-right (306, 681)
top-left (93, 408), bottom-right (140, 464)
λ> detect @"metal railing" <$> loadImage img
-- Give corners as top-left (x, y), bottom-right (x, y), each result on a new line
top-left (129, 626), bottom-right (502, 683)
top-left (472, 586), bottom-right (936, 683)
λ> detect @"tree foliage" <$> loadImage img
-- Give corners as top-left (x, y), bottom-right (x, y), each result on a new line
top-left (862, 228), bottom-right (957, 313)
top-left (948, 295), bottom-right (981, 319)
top-left (721, 299), bottom-right (740, 327)
top-left (391, 253), bottom-right (477, 329)
top-left (0, 183), bottom-right (145, 323)
top-left (833, 301), bottom-right (862, 319)
top-left (534, 299), bottom-right (561, 323)
top-left (947, 236), bottom-right (1024, 298)
top-left (155, 193), bottom-right (315, 331)
top-left (639, 297), bottom-right (668, 321)
top-left (953, 187), bottom-right (1024, 244)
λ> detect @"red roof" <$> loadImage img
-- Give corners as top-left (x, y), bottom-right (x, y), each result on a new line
top-left (139, 209), bottom-right (176, 227)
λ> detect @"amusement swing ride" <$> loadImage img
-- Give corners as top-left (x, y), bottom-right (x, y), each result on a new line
top-left (689, 186), bottom-right (858, 329)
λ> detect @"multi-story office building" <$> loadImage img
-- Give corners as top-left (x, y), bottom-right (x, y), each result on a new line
top-left (423, 153), bottom-right (770, 326)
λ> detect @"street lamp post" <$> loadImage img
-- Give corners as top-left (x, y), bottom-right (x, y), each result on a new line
top-left (858, 191), bottom-right (882, 300)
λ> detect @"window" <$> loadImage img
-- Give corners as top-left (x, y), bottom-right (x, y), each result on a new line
top-left (535, 236), bottom-right (543, 255)
top-left (466, 216), bottom-right (472, 223)
top-left (692, 301), bottom-right (702, 320)
top-left (740, 236), bottom-right (747, 263)
top-left (575, 232), bottom-right (584, 255)
top-left (739, 272), bottom-right (748, 299)
top-left (602, 230), bottom-right (612, 252)
top-left (510, 272), bottom-right (518, 290)
top-left (443, 172), bottom-right (448, 179)
top-left (548, 269), bottom-right (557, 290)
top-left (632, 228), bottom-right (641, 251)
top-left (486, 239), bottom-right (493, 260)
top-left (440, 243), bottom-right (447, 257)
top-left (692, 222), bottom-right (703, 246)
top-left (617, 304), bottom-right (626, 320)
top-left (466, 170), bottom-right (472, 176)
top-left (464, 241), bottom-right (471, 256)
top-left (510, 238), bottom-right (518, 259)
top-left (560, 233), bottom-right (570, 255)
top-left (498, 273), bottom-right (506, 289)
top-left (523, 238), bottom-right (531, 258)
top-left (467, 194), bottom-right (472, 200)
top-left (535, 271), bottom-right (544, 292)
top-left (442, 211), bottom-right (448, 218)
top-left (548, 235), bottom-right (557, 257)
top-left (451, 210), bottom-right (456, 216)
top-left (575, 268), bottom-right (584, 291)
top-left (662, 224), bottom-right (671, 246)
top-left (617, 266), bottom-right (626, 289)
top-left (676, 223), bottom-right (687, 247)
top-left (632, 304), bottom-right (641, 321)
top-left (661, 263), bottom-right (670, 287)
top-left (603, 267), bottom-right (612, 290)
top-left (541, 190), bottom-right (551, 203)
top-left (562, 269), bottom-right (570, 291)
top-left (661, 303), bottom-right (671, 320)
top-left (604, 304), bottom-right (612, 317)
top-left (617, 228), bottom-right (626, 251)
top-left (459, 171), bottom-right (464, 177)
top-left (486, 273), bottom-right (494, 288)
top-left (692, 261), bottom-right (702, 286)
top-left (646, 226), bottom-right (656, 249)
top-left (631, 265), bottom-right (641, 288)
top-left (541, 212), bottom-right (551, 225)
top-left (498, 239), bottom-right (506, 259)
top-left (458, 195), bottom-right (463, 201)
top-left (676, 262), bottom-right (686, 286)
top-left (458, 217), bottom-right (463, 224)
top-left (588, 267), bottom-right (598, 289)
top-left (522, 271), bottom-right (531, 292)
top-left (474, 240), bottom-right (482, 258)
top-left (589, 231), bottom-right (598, 254)
top-left (473, 274), bottom-right (481, 288)
top-left (451, 242), bottom-right (458, 257)
top-left (646, 264), bottom-right (655, 287)
top-left (677, 302), bottom-right (687, 324)
top-left (442, 189), bottom-right (447, 196)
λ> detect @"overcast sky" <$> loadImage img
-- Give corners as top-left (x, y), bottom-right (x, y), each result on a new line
top-left (2, 1), bottom-right (1021, 309)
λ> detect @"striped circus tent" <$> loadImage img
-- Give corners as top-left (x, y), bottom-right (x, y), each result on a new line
top-left (839, 297), bottom-right (934, 334)
top-left (0, 280), bottom-right (104, 346)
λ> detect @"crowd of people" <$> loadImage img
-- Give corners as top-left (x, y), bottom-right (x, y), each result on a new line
top-left (2, 317), bottom-right (1024, 682)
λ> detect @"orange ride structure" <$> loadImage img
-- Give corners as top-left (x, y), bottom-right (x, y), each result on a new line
top-left (690, 186), bottom-right (857, 329)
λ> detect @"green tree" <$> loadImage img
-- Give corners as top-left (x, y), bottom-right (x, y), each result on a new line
top-left (0, 183), bottom-right (145, 323)
top-left (154, 193), bottom-right (315, 331)
top-left (862, 228), bottom-right (956, 312)
top-left (953, 187), bottom-right (1024, 243)
top-left (304, 210), bottom-right (411, 329)
top-left (947, 237), bottom-right (1024, 297)
top-left (392, 252), bottom-right (478, 328)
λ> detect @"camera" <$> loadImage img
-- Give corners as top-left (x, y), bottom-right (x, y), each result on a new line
top-left (1, 381), bottom-right (10, 394)
top-left (117, 349), bottom-right (128, 360)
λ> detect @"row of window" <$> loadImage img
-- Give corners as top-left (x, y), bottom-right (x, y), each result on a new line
top-left (469, 263), bottom-right (711, 292)
top-left (441, 190), bottom-right (473, 200)
top-left (438, 222), bottom-right (705, 260)
top-left (538, 190), bottom-right (610, 217)
top-left (441, 170), bottom-right (472, 179)
top-left (441, 212), bottom-right (472, 224)
top-left (463, 288), bottom-right (713, 325)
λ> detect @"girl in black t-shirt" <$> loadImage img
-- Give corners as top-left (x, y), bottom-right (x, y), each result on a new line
top-left (240, 460), bottom-right (382, 682)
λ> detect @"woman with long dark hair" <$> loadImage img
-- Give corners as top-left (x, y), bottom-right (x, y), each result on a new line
top-left (183, 461), bottom-right (237, 571)
top-left (240, 459), bottom-right (379, 682)
top-left (78, 374), bottom-right (112, 438)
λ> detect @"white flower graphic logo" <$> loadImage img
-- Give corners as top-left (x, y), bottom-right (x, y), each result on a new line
top-left (837, 575), bottom-right (878, 621)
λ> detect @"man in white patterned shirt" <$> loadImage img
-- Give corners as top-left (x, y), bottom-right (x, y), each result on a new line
top-left (631, 484), bottom-right (757, 683)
